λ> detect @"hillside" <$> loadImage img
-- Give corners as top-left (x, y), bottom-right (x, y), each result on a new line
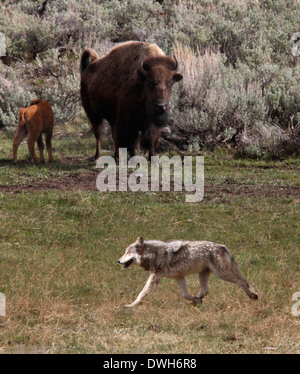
top-left (0, 0), bottom-right (300, 158)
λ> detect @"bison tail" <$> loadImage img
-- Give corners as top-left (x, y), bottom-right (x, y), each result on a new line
top-left (80, 48), bottom-right (99, 74)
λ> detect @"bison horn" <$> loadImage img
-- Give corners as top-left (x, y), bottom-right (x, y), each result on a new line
top-left (172, 55), bottom-right (178, 70)
top-left (138, 60), bottom-right (150, 77)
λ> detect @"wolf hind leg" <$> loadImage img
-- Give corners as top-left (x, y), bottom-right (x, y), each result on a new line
top-left (198, 268), bottom-right (211, 300)
top-left (176, 278), bottom-right (202, 305)
top-left (125, 273), bottom-right (161, 307)
top-left (210, 261), bottom-right (258, 300)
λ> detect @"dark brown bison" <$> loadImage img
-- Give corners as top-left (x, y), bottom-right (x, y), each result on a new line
top-left (13, 99), bottom-right (54, 165)
top-left (80, 41), bottom-right (183, 160)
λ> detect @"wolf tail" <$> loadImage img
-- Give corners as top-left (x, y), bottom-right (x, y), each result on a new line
top-left (220, 245), bottom-right (250, 287)
top-left (80, 48), bottom-right (99, 74)
top-left (230, 257), bottom-right (250, 286)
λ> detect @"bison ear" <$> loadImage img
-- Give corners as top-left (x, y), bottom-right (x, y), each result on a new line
top-left (173, 73), bottom-right (183, 83)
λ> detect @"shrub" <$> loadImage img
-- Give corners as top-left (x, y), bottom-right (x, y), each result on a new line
top-left (0, 0), bottom-right (299, 158)
top-left (266, 66), bottom-right (300, 129)
top-left (0, 62), bottom-right (35, 133)
top-left (168, 43), bottom-right (267, 151)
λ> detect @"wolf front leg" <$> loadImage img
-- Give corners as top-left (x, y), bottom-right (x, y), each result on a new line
top-left (125, 273), bottom-right (161, 307)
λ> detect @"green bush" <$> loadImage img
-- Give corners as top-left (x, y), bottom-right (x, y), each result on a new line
top-left (0, 62), bottom-right (35, 132)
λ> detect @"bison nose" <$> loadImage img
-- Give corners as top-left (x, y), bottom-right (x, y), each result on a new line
top-left (155, 102), bottom-right (167, 114)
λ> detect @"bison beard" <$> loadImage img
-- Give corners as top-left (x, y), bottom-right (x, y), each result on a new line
top-left (80, 41), bottom-right (183, 160)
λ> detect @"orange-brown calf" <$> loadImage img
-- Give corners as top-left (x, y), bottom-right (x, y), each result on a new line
top-left (13, 99), bottom-right (54, 165)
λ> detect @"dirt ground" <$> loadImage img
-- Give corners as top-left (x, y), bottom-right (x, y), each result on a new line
top-left (0, 169), bottom-right (299, 200)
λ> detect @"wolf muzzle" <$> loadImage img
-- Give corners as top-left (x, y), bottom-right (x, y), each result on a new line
top-left (117, 259), bottom-right (134, 268)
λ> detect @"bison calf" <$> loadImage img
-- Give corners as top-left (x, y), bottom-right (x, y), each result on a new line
top-left (80, 41), bottom-right (183, 160)
top-left (13, 99), bottom-right (54, 165)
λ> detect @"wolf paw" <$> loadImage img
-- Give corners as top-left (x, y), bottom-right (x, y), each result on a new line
top-left (125, 302), bottom-right (139, 308)
top-left (191, 297), bottom-right (202, 306)
top-left (250, 292), bottom-right (258, 300)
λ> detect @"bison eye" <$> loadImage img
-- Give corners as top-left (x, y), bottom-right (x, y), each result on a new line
top-left (147, 80), bottom-right (159, 89)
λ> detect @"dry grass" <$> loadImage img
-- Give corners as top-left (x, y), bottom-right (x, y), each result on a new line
top-left (0, 187), bottom-right (299, 353)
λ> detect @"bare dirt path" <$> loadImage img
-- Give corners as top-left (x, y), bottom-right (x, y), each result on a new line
top-left (0, 170), bottom-right (299, 200)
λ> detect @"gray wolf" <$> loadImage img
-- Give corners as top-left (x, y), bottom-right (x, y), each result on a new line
top-left (13, 99), bottom-right (54, 165)
top-left (117, 237), bottom-right (258, 307)
top-left (80, 41), bottom-right (183, 160)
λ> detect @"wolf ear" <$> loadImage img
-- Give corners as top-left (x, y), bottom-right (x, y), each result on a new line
top-left (136, 237), bottom-right (144, 247)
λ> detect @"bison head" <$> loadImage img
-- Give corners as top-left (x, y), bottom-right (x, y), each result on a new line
top-left (139, 56), bottom-right (183, 122)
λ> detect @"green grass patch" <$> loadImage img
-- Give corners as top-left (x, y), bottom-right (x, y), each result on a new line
top-left (0, 131), bottom-right (299, 353)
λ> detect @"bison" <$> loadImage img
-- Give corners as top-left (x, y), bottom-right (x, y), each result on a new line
top-left (13, 99), bottom-right (54, 165)
top-left (80, 41), bottom-right (183, 160)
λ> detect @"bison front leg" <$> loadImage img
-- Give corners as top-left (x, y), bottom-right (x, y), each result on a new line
top-left (116, 120), bottom-right (138, 159)
top-left (149, 128), bottom-right (162, 160)
top-left (141, 126), bottom-right (162, 160)
top-left (111, 125), bottom-right (120, 160)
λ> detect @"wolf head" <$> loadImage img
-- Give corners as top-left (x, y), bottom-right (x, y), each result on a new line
top-left (117, 237), bottom-right (145, 268)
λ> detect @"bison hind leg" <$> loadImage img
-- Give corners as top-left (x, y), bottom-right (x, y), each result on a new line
top-left (91, 122), bottom-right (104, 160)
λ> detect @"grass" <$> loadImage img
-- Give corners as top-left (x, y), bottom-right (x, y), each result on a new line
top-left (0, 129), bottom-right (299, 354)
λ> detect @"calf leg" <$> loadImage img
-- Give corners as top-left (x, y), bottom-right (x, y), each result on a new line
top-left (176, 277), bottom-right (202, 305)
top-left (37, 133), bottom-right (45, 163)
top-left (125, 273), bottom-right (161, 307)
top-left (13, 126), bottom-right (27, 165)
top-left (45, 131), bottom-right (53, 162)
top-left (27, 132), bottom-right (40, 164)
